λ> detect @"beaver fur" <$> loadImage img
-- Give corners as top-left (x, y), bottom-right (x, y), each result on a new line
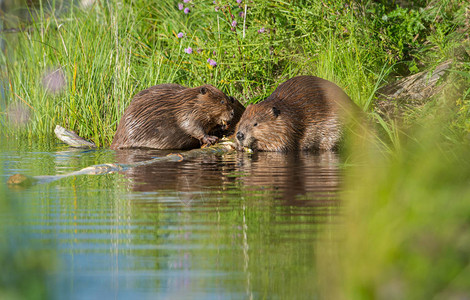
top-left (209, 95), bottom-right (245, 137)
top-left (111, 83), bottom-right (234, 150)
top-left (235, 75), bottom-right (357, 152)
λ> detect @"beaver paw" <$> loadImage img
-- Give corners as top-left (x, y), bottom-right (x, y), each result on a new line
top-left (201, 135), bottom-right (219, 146)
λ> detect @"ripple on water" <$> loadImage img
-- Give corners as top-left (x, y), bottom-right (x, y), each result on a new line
top-left (2, 141), bottom-right (342, 299)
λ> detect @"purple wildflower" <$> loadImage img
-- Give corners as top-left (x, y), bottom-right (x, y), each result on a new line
top-left (239, 11), bottom-right (245, 18)
top-left (178, 3), bottom-right (184, 10)
top-left (213, 50), bottom-right (216, 55)
top-left (207, 59), bottom-right (217, 67)
top-left (177, 32), bottom-right (184, 38)
top-left (184, 0), bottom-right (191, 2)
top-left (184, 7), bottom-right (190, 14)
top-left (231, 20), bottom-right (237, 27)
top-left (236, 0), bottom-right (242, 3)
top-left (184, 47), bottom-right (193, 54)
top-left (258, 27), bottom-right (266, 34)
top-left (42, 68), bottom-right (66, 94)
top-left (215, 6), bottom-right (219, 11)
top-left (6, 102), bottom-right (30, 127)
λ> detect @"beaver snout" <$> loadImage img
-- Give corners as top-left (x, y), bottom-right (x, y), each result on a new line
top-left (236, 131), bottom-right (245, 142)
top-left (220, 119), bottom-right (228, 130)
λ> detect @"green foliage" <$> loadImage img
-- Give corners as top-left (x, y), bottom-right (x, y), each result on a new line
top-left (0, 1), bottom-right (469, 298)
top-left (318, 118), bottom-right (470, 299)
top-left (363, 0), bottom-right (467, 72)
top-left (0, 0), bottom-right (468, 146)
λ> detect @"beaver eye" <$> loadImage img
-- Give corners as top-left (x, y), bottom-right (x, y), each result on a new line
top-left (220, 99), bottom-right (225, 104)
top-left (253, 123), bottom-right (258, 127)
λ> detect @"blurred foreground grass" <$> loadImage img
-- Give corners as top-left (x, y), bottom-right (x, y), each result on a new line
top-left (318, 111), bottom-right (470, 299)
top-left (0, 139), bottom-right (55, 300)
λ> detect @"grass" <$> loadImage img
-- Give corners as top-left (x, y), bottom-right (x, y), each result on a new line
top-left (2, 0), bottom-right (466, 146)
top-left (318, 111), bottom-right (470, 299)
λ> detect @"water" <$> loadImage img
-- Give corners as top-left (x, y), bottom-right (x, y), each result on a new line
top-left (1, 139), bottom-right (341, 299)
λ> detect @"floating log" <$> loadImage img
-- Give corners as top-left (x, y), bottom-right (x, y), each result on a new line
top-left (7, 126), bottom-right (237, 187)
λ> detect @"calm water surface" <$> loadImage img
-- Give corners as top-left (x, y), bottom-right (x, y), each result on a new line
top-left (1, 139), bottom-right (341, 299)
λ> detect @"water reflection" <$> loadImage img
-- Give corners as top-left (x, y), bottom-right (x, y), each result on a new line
top-left (237, 151), bottom-right (341, 204)
top-left (114, 149), bottom-right (341, 207)
top-left (1, 142), bottom-right (342, 299)
top-left (114, 149), bottom-right (239, 195)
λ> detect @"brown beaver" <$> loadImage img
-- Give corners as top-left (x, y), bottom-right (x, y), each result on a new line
top-left (209, 95), bottom-right (245, 137)
top-left (111, 83), bottom-right (235, 150)
top-left (235, 75), bottom-right (357, 152)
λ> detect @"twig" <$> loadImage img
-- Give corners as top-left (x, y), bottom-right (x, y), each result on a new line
top-left (7, 125), bottom-right (237, 187)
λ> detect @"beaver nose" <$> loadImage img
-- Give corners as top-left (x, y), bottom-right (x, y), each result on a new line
top-left (230, 110), bottom-right (234, 118)
top-left (236, 131), bottom-right (244, 142)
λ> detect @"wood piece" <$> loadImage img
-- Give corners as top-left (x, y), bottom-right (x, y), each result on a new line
top-left (54, 125), bottom-right (97, 148)
top-left (7, 127), bottom-right (236, 187)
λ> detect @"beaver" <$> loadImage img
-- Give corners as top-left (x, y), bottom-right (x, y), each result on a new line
top-left (111, 83), bottom-right (235, 150)
top-left (235, 75), bottom-right (357, 152)
top-left (209, 95), bottom-right (245, 137)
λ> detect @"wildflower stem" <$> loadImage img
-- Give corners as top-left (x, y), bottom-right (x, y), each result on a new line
top-left (243, 4), bottom-right (247, 39)
top-left (222, 5), bottom-right (246, 74)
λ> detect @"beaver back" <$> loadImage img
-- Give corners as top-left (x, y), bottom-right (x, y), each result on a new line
top-left (111, 84), bottom-right (234, 150)
top-left (235, 76), bottom-right (355, 152)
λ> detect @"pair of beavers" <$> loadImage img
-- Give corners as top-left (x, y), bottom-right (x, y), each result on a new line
top-left (110, 76), bottom-right (357, 152)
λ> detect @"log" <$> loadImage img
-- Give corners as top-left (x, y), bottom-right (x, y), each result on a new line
top-left (54, 125), bottom-right (97, 148)
top-left (376, 60), bottom-right (452, 118)
top-left (7, 126), bottom-right (237, 187)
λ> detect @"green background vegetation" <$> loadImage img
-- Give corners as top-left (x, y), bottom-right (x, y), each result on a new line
top-left (1, 0), bottom-right (470, 299)
top-left (1, 0), bottom-right (468, 146)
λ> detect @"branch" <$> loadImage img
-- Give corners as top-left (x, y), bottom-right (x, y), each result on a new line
top-left (7, 126), bottom-right (236, 187)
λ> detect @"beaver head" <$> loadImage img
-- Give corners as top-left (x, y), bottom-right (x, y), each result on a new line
top-left (190, 84), bottom-right (234, 130)
top-left (235, 103), bottom-right (299, 152)
top-left (210, 95), bottom-right (246, 137)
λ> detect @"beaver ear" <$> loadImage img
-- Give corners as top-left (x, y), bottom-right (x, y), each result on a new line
top-left (200, 87), bottom-right (207, 95)
top-left (229, 96), bottom-right (235, 104)
top-left (272, 106), bottom-right (281, 117)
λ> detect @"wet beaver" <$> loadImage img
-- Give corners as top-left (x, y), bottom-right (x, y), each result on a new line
top-left (111, 83), bottom-right (235, 150)
top-left (209, 95), bottom-right (245, 137)
top-left (235, 75), bottom-right (357, 152)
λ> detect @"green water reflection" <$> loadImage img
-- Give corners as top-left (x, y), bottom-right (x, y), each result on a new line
top-left (1, 138), bottom-right (341, 299)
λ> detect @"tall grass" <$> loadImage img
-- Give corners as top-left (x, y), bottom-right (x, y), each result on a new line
top-left (0, 0), bottom-right (466, 146)
top-left (0, 1), bottom-right (395, 144)
top-left (0, 0), bottom-right (468, 147)
top-left (1, 1), bottom-right (470, 298)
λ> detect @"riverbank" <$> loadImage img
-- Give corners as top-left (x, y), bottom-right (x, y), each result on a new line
top-left (1, 0), bottom-right (468, 147)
